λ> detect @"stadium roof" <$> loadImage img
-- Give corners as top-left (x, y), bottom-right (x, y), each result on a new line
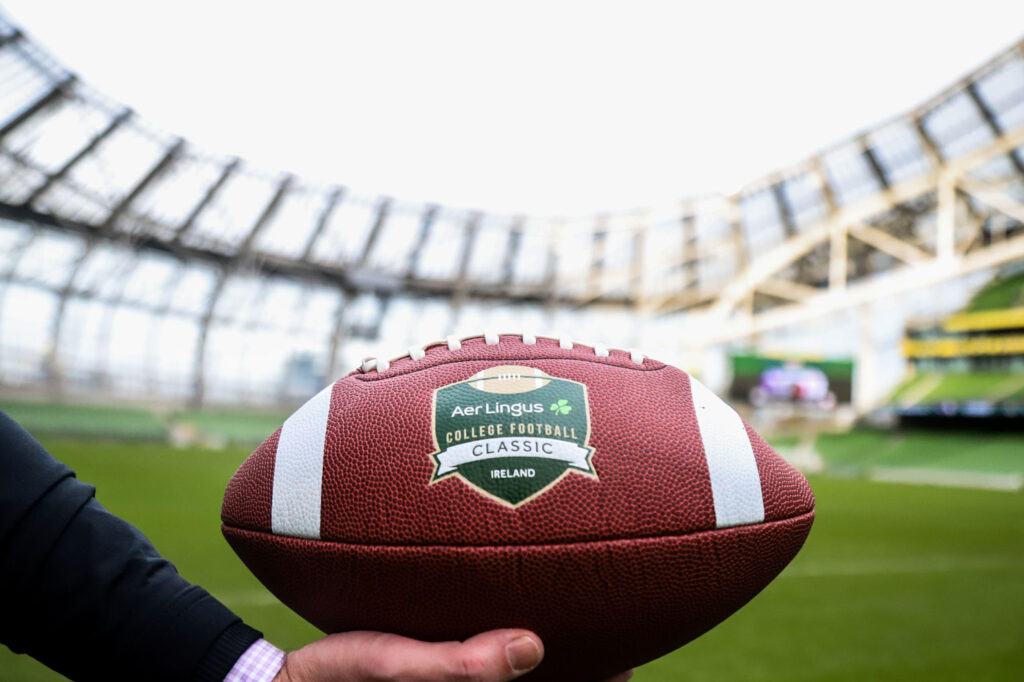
top-left (1, 12), bottom-right (1022, 405)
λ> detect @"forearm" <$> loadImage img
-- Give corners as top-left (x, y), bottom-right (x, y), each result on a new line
top-left (0, 411), bottom-right (260, 680)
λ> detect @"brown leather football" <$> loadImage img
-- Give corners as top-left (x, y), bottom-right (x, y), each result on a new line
top-left (222, 333), bottom-right (815, 680)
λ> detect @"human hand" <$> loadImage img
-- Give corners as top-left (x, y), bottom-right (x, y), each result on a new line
top-left (273, 629), bottom-right (634, 681)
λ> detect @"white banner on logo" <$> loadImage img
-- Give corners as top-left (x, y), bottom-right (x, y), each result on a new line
top-left (436, 437), bottom-right (591, 476)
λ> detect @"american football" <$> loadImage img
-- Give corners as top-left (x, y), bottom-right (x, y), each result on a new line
top-left (221, 333), bottom-right (815, 680)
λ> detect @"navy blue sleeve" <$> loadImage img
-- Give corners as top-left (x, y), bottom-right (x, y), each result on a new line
top-left (0, 410), bottom-right (263, 681)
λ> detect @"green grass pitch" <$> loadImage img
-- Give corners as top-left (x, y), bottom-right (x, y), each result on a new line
top-left (1, 438), bottom-right (1022, 681)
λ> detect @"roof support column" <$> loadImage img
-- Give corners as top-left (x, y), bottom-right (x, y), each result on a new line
top-left (44, 238), bottom-right (100, 398)
top-left (357, 197), bottom-right (392, 265)
top-left (189, 269), bottom-right (228, 408)
top-left (405, 205), bottom-right (438, 279)
top-left (587, 215), bottom-right (608, 300)
top-left (450, 212), bottom-right (482, 317)
top-left (936, 173), bottom-right (957, 262)
top-left (680, 211), bottom-right (698, 292)
top-left (726, 196), bottom-right (747, 269)
top-left (630, 212), bottom-right (647, 305)
top-left (454, 212), bottom-right (482, 286)
top-left (500, 217), bottom-right (525, 286)
top-left (772, 180), bottom-right (812, 283)
top-left (144, 260), bottom-right (188, 396)
top-left (188, 174), bottom-right (294, 407)
top-left (854, 302), bottom-right (879, 416)
top-left (0, 228), bottom-right (39, 379)
top-left (829, 224), bottom-right (847, 292)
top-left (324, 290), bottom-right (349, 383)
top-left (300, 186), bottom-right (346, 261)
top-left (543, 219), bottom-right (564, 311)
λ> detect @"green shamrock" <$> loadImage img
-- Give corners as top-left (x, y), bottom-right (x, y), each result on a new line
top-left (550, 399), bottom-right (572, 415)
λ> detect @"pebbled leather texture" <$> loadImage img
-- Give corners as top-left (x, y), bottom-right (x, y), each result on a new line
top-left (223, 511), bottom-right (814, 682)
top-left (222, 334), bottom-right (815, 678)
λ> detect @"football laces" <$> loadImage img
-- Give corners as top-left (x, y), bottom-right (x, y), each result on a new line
top-left (360, 332), bottom-right (645, 373)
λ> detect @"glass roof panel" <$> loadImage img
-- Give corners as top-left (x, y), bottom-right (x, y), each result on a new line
top-left (0, 45), bottom-right (52, 127)
top-left (477, 303), bottom-right (545, 335)
top-left (451, 301), bottom-right (543, 337)
top-left (781, 172), bottom-right (829, 229)
top-left (822, 142), bottom-right (881, 206)
top-left (695, 239), bottom-right (738, 290)
top-left (413, 209), bottom-right (467, 280)
top-left (868, 121), bottom-right (931, 185)
top-left (32, 181), bottom-right (110, 223)
top-left (365, 203), bottom-right (424, 273)
top-left (511, 218), bottom-right (553, 286)
top-left (976, 53), bottom-right (1024, 130)
top-left (379, 297), bottom-right (453, 344)
top-left (598, 214), bottom-right (638, 298)
top-left (187, 168), bottom-right (279, 250)
top-left (690, 197), bottom-right (740, 289)
top-left (465, 215), bottom-right (512, 283)
top-left (549, 306), bottom-right (628, 348)
top-left (640, 215), bottom-right (685, 297)
top-left (54, 120), bottom-right (168, 207)
top-left (4, 95), bottom-right (110, 173)
top-left (119, 153), bottom-right (226, 238)
top-left (740, 190), bottom-right (786, 257)
top-left (310, 197), bottom-right (379, 265)
top-left (692, 197), bottom-right (731, 241)
top-left (252, 183), bottom-right (331, 259)
top-left (923, 91), bottom-right (993, 158)
top-left (552, 217), bottom-right (593, 297)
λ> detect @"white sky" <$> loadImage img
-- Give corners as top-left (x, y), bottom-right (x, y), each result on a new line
top-left (3, 0), bottom-right (1024, 216)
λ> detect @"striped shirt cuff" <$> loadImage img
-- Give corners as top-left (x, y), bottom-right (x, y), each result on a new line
top-left (224, 639), bottom-right (286, 682)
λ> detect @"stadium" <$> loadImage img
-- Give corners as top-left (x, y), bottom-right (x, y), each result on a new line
top-left (1, 4), bottom-right (1022, 680)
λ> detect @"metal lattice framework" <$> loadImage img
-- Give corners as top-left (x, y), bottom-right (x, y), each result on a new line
top-left (0, 12), bottom-right (1022, 406)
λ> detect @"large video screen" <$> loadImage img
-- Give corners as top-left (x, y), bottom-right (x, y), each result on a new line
top-left (728, 353), bottom-right (853, 407)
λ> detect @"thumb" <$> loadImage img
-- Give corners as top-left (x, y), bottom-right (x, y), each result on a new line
top-left (277, 628), bottom-right (544, 682)
top-left (456, 629), bottom-right (545, 679)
